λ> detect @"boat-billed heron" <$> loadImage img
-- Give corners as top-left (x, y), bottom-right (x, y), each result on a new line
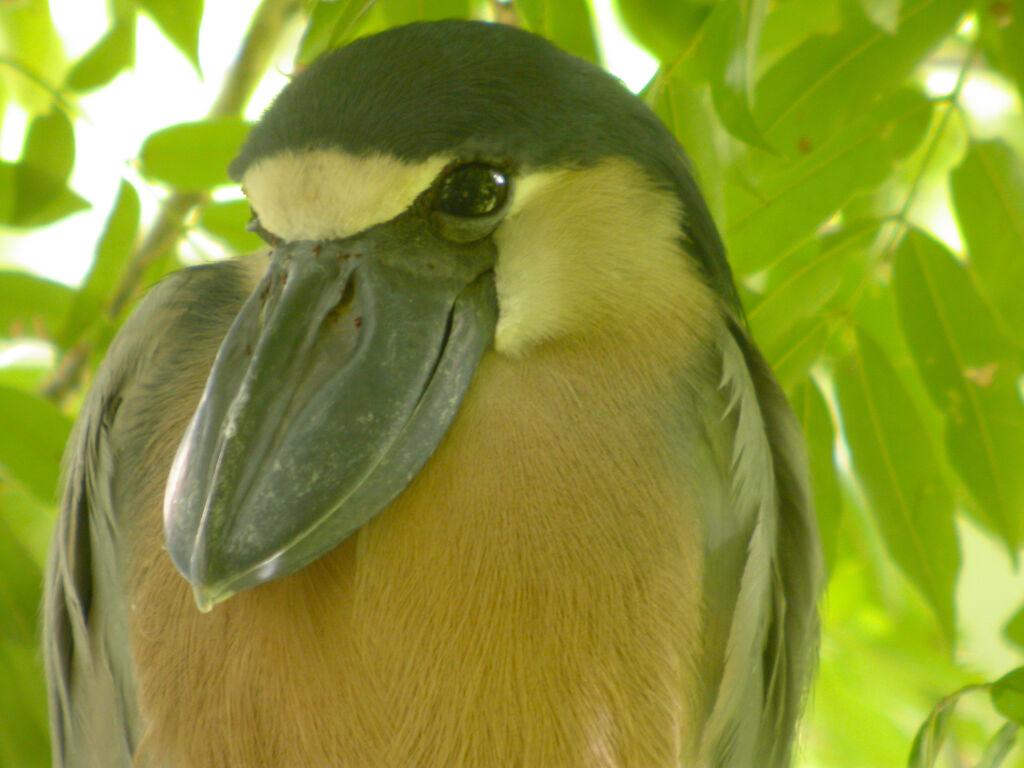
top-left (44, 19), bottom-right (822, 768)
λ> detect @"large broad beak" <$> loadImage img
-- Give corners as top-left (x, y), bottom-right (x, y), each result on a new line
top-left (164, 223), bottom-right (497, 610)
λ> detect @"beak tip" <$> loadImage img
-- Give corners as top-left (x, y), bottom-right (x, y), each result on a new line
top-left (192, 583), bottom-right (234, 613)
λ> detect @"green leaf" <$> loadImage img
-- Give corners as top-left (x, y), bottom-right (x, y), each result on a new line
top-left (0, 0), bottom-right (66, 113)
top-left (0, 271), bottom-right (73, 338)
top-left (833, 329), bottom-right (959, 642)
top-left (0, 385), bottom-right (72, 501)
top-left (296, 0), bottom-right (373, 65)
top-left (0, 150), bottom-right (89, 229)
top-left (517, 0), bottom-right (601, 64)
top-left (649, 77), bottom-right (725, 221)
top-left (950, 140), bottom-right (1024, 348)
top-left (759, 0), bottom-right (841, 68)
top-left (762, 315), bottom-right (832, 389)
top-left (859, 0), bottom-right (901, 33)
top-left (22, 109), bottom-right (74, 183)
top-left (613, 0), bottom-right (712, 66)
top-left (380, 0), bottom-right (471, 26)
top-left (992, 668), bottom-right (1024, 726)
top-left (138, 119), bottom-right (251, 191)
top-left (849, 265), bottom-right (952, 466)
top-left (907, 684), bottom-right (981, 767)
top-left (65, 11), bottom-right (137, 92)
top-left (0, 484), bottom-right (52, 566)
top-left (1005, 601), bottom-right (1024, 651)
top-left (977, 1), bottom-right (1024, 100)
top-left (0, 641), bottom-right (50, 768)
top-left (700, 0), bottom-right (769, 147)
top-left (135, 0), bottom-right (204, 72)
top-left (746, 221), bottom-right (877, 347)
top-left (842, 99), bottom-right (955, 240)
top-left (0, 109), bottom-right (87, 227)
top-left (892, 229), bottom-right (1024, 551)
top-left (726, 90), bottom-right (929, 272)
top-left (975, 722), bottom-right (1019, 768)
top-left (59, 181), bottom-right (141, 349)
top-left (790, 378), bottom-right (842, 572)
top-left (754, 0), bottom-right (969, 155)
top-left (0, 515), bottom-right (43, 646)
top-left (198, 199), bottom-right (264, 253)
top-left (0, 358), bottom-right (50, 392)
top-left (0, 110), bottom-right (90, 228)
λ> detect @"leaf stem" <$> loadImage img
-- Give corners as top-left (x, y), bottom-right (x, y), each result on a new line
top-left (820, 40), bottom-right (980, 352)
top-left (883, 40), bottom-right (979, 255)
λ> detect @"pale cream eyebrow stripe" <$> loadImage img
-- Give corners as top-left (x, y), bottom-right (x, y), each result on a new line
top-left (242, 150), bottom-right (452, 242)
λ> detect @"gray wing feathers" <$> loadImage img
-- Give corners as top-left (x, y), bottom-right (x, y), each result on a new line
top-left (44, 375), bottom-right (137, 768)
top-left (739, 327), bottom-right (823, 767)
top-left (697, 319), bottom-right (823, 768)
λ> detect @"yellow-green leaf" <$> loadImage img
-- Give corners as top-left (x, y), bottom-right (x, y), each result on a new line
top-left (746, 221), bottom-right (877, 348)
top-left (701, 0), bottom-right (769, 148)
top-left (892, 229), bottom-right (1024, 551)
top-left (380, 0), bottom-right (472, 26)
top-left (613, 0), bottom-right (711, 65)
top-left (754, 0), bottom-right (968, 155)
top-left (0, 271), bottom-right (72, 338)
top-left (724, 91), bottom-right (930, 272)
top-left (21, 109), bottom-right (74, 183)
top-left (992, 668), bottom-right (1024, 727)
top-left (65, 12), bottom-right (136, 92)
top-left (0, 384), bottom-right (72, 501)
top-left (296, 0), bottom-right (374, 65)
top-left (950, 140), bottom-right (1024, 348)
top-left (908, 684), bottom-right (981, 767)
top-left (833, 329), bottom-right (959, 642)
top-left (517, 0), bottom-right (600, 65)
top-left (0, 161), bottom-right (89, 228)
top-left (139, 119), bottom-right (251, 191)
top-left (790, 378), bottom-right (842, 572)
top-left (198, 199), bottom-right (264, 253)
top-left (59, 180), bottom-right (140, 349)
top-left (135, 0), bottom-right (204, 72)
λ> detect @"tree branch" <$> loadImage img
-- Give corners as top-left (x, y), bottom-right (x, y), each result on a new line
top-left (43, 0), bottom-right (302, 402)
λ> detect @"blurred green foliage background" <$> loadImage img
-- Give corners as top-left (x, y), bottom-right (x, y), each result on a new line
top-left (2, 0), bottom-right (1024, 766)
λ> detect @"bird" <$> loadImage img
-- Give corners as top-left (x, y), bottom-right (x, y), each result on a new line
top-left (44, 18), bottom-right (823, 768)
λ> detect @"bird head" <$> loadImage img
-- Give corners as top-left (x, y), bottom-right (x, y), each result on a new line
top-left (163, 20), bottom-right (736, 610)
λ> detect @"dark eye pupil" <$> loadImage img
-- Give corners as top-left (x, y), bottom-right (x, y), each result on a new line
top-left (436, 164), bottom-right (507, 217)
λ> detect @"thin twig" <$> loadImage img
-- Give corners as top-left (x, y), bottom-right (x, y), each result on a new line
top-left (878, 42), bottom-right (979, 256)
top-left (810, 40), bottom-right (981, 358)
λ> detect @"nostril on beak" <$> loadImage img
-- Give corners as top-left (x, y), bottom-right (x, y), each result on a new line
top-left (339, 273), bottom-right (356, 310)
top-left (323, 273), bottom-right (357, 327)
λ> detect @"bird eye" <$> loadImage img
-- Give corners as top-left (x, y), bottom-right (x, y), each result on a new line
top-left (434, 163), bottom-right (508, 218)
top-left (430, 163), bottom-right (511, 243)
